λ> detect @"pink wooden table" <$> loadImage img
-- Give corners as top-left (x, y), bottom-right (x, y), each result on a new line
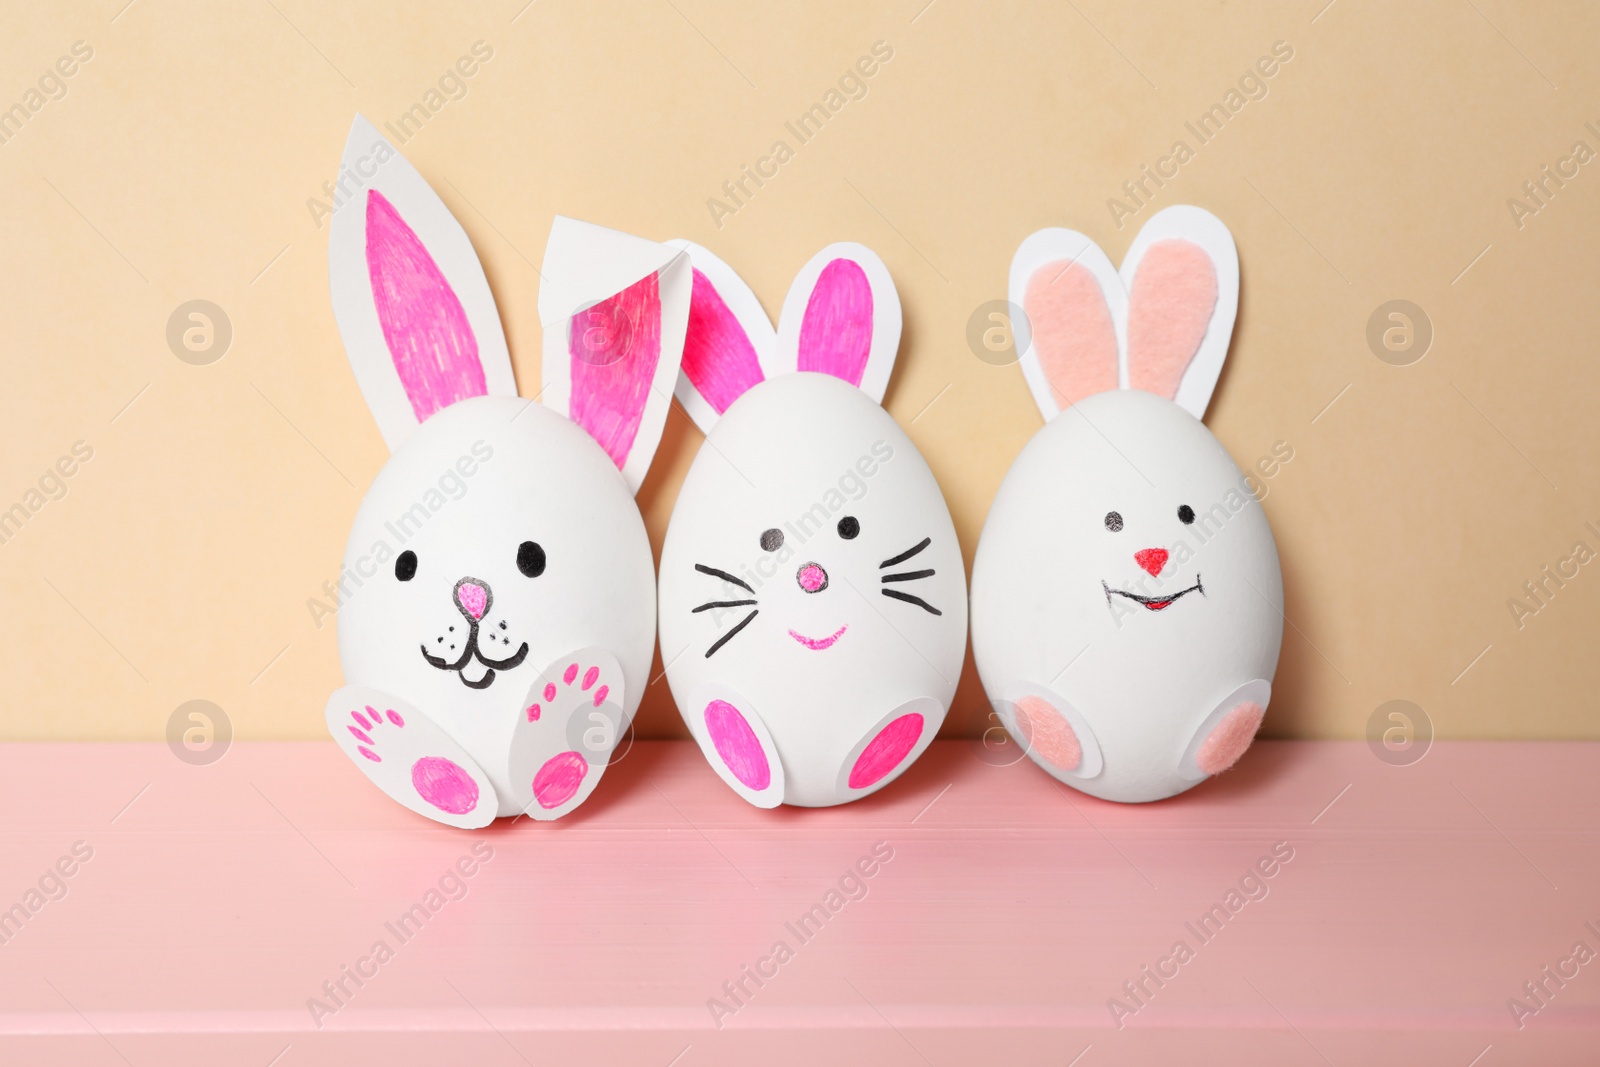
top-left (0, 739), bottom-right (1596, 1065)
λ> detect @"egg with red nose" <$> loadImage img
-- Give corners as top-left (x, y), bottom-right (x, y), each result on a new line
top-left (971, 205), bottom-right (1283, 803)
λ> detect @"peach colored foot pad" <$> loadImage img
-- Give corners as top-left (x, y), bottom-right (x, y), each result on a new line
top-left (1196, 701), bottom-right (1264, 775)
top-left (1012, 696), bottom-right (1081, 771)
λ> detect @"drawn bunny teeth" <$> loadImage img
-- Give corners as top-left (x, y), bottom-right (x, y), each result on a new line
top-left (972, 205), bottom-right (1283, 805)
top-left (324, 114), bottom-right (688, 826)
top-left (660, 241), bottom-right (968, 809)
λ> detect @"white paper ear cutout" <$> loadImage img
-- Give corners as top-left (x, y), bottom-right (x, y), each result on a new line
top-left (1009, 228), bottom-right (1126, 423)
top-left (328, 114), bottom-right (516, 453)
top-left (1120, 205), bottom-right (1238, 421)
top-left (1009, 205), bottom-right (1240, 422)
top-left (773, 242), bottom-right (902, 404)
top-left (538, 217), bottom-right (691, 494)
top-left (667, 240), bottom-right (779, 436)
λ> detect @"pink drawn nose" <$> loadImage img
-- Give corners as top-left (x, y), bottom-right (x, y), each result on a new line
top-left (455, 579), bottom-right (490, 620)
top-left (797, 562), bottom-right (829, 593)
top-left (1134, 548), bottom-right (1168, 577)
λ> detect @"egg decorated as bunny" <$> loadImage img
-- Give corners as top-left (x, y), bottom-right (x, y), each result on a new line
top-left (322, 115), bottom-right (691, 827)
top-left (657, 243), bottom-right (968, 808)
top-left (970, 206), bottom-right (1283, 804)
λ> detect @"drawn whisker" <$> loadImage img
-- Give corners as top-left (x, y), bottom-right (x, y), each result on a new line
top-left (882, 589), bottom-right (942, 616)
top-left (696, 563), bottom-right (754, 593)
top-left (880, 537), bottom-right (931, 569)
top-left (693, 599), bottom-right (757, 613)
top-left (881, 568), bottom-right (934, 583)
top-left (705, 609), bottom-right (758, 657)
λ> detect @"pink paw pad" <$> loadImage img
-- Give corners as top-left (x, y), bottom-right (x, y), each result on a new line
top-left (1012, 696), bottom-right (1082, 772)
top-left (526, 703), bottom-right (541, 722)
top-left (1196, 702), bottom-right (1265, 776)
top-left (410, 756), bottom-right (480, 815)
top-left (532, 752), bottom-right (588, 809)
top-left (704, 699), bottom-right (770, 790)
top-left (848, 713), bottom-right (924, 789)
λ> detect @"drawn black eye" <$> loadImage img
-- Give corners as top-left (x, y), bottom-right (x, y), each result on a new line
top-left (1178, 505), bottom-right (1195, 525)
top-left (760, 528), bottom-right (784, 552)
top-left (837, 516), bottom-right (860, 539)
top-left (1104, 511), bottom-right (1123, 533)
top-left (395, 550), bottom-right (417, 581)
top-left (517, 541), bottom-right (546, 578)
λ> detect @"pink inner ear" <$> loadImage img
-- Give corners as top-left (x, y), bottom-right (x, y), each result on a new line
top-left (1126, 239), bottom-right (1218, 401)
top-left (365, 189), bottom-right (487, 424)
top-left (683, 268), bottom-right (764, 414)
top-left (1024, 261), bottom-right (1118, 410)
top-left (568, 271), bottom-right (662, 471)
top-left (797, 258), bottom-right (872, 386)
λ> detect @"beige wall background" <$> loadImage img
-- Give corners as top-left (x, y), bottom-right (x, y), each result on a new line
top-left (3, 0), bottom-right (1597, 743)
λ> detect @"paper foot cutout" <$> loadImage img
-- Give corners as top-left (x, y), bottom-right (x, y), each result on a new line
top-left (325, 687), bottom-right (497, 829)
top-left (1179, 679), bottom-right (1271, 781)
top-left (507, 648), bottom-right (624, 820)
top-left (688, 684), bottom-right (785, 808)
top-left (835, 697), bottom-right (943, 799)
top-left (1000, 684), bottom-right (1104, 780)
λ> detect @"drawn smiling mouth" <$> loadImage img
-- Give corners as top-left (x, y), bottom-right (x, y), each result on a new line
top-left (789, 624), bottom-right (848, 650)
top-left (420, 633), bottom-right (528, 689)
top-left (1102, 575), bottom-right (1205, 612)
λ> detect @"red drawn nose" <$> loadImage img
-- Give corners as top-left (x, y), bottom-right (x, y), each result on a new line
top-left (455, 579), bottom-right (490, 620)
top-left (1134, 549), bottom-right (1168, 577)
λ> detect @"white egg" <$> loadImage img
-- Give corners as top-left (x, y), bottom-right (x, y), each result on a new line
top-left (661, 373), bottom-right (967, 806)
top-left (971, 389), bottom-right (1282, 802)
top-left (338, 396), bottom-right (656, 815)
top-left (321, 115), bottom-right (689, 826)
top-left (972, 204), bottom-right (1283, 803)
top-left (659, 240), bottom-right (967, 808)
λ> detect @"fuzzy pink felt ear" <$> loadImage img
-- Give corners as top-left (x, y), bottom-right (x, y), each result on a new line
top-left (1126, 238), bottom-right (1218, 401)
top-left (682, 267), bottom-right (766, 416)
top-left (366, 188), bottom-right (488, 424)
top-left (567, 272), bottom-right (662, 471)
top-left (1023, 260), bottom-right (1119, 410)
top-left (796, 257), bottom-right (873, 386)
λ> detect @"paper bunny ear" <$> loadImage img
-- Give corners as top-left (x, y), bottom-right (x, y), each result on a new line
top-left (1010, 206), bottom-right (1240, 422)
top-left (1011, 228), bottom-right (1125, 421)
top-left (537, 217), bottom-right (691, 494)
top-left (1120, 206), bottom-right (1238, 420)
top-left (774, 243), bottom-right (901, 404)
top-left (669, 240), bottom-right (778, 436)
top-left (329, 114), bottom-right (516, 452)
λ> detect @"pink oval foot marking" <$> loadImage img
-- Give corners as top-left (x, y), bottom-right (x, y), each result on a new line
top-left (526, 703), bottom-right (541, 722)
top-left (704, 700), bottom-right (770, 790)
top-left (544, 683), bottom-right (557, 702)
top-left (411, 757), bottom-right (480, 815)
top-left (1196, 702), bottom-right (1265, 776)
top-left (532, 751), bottom-right (588, 809)
top-left (848, 713), bottom-right (925, 790)
top-left (563, 663), bottom-right (579, 685)
top-left (1012, 696), bottom-right (1081, 772)
top-left (582, 666), bottom-right (599, 691)
top-left (358, 745), bottom-right (381, 763)
top-left (592, 684), bottom-right (609, 707)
